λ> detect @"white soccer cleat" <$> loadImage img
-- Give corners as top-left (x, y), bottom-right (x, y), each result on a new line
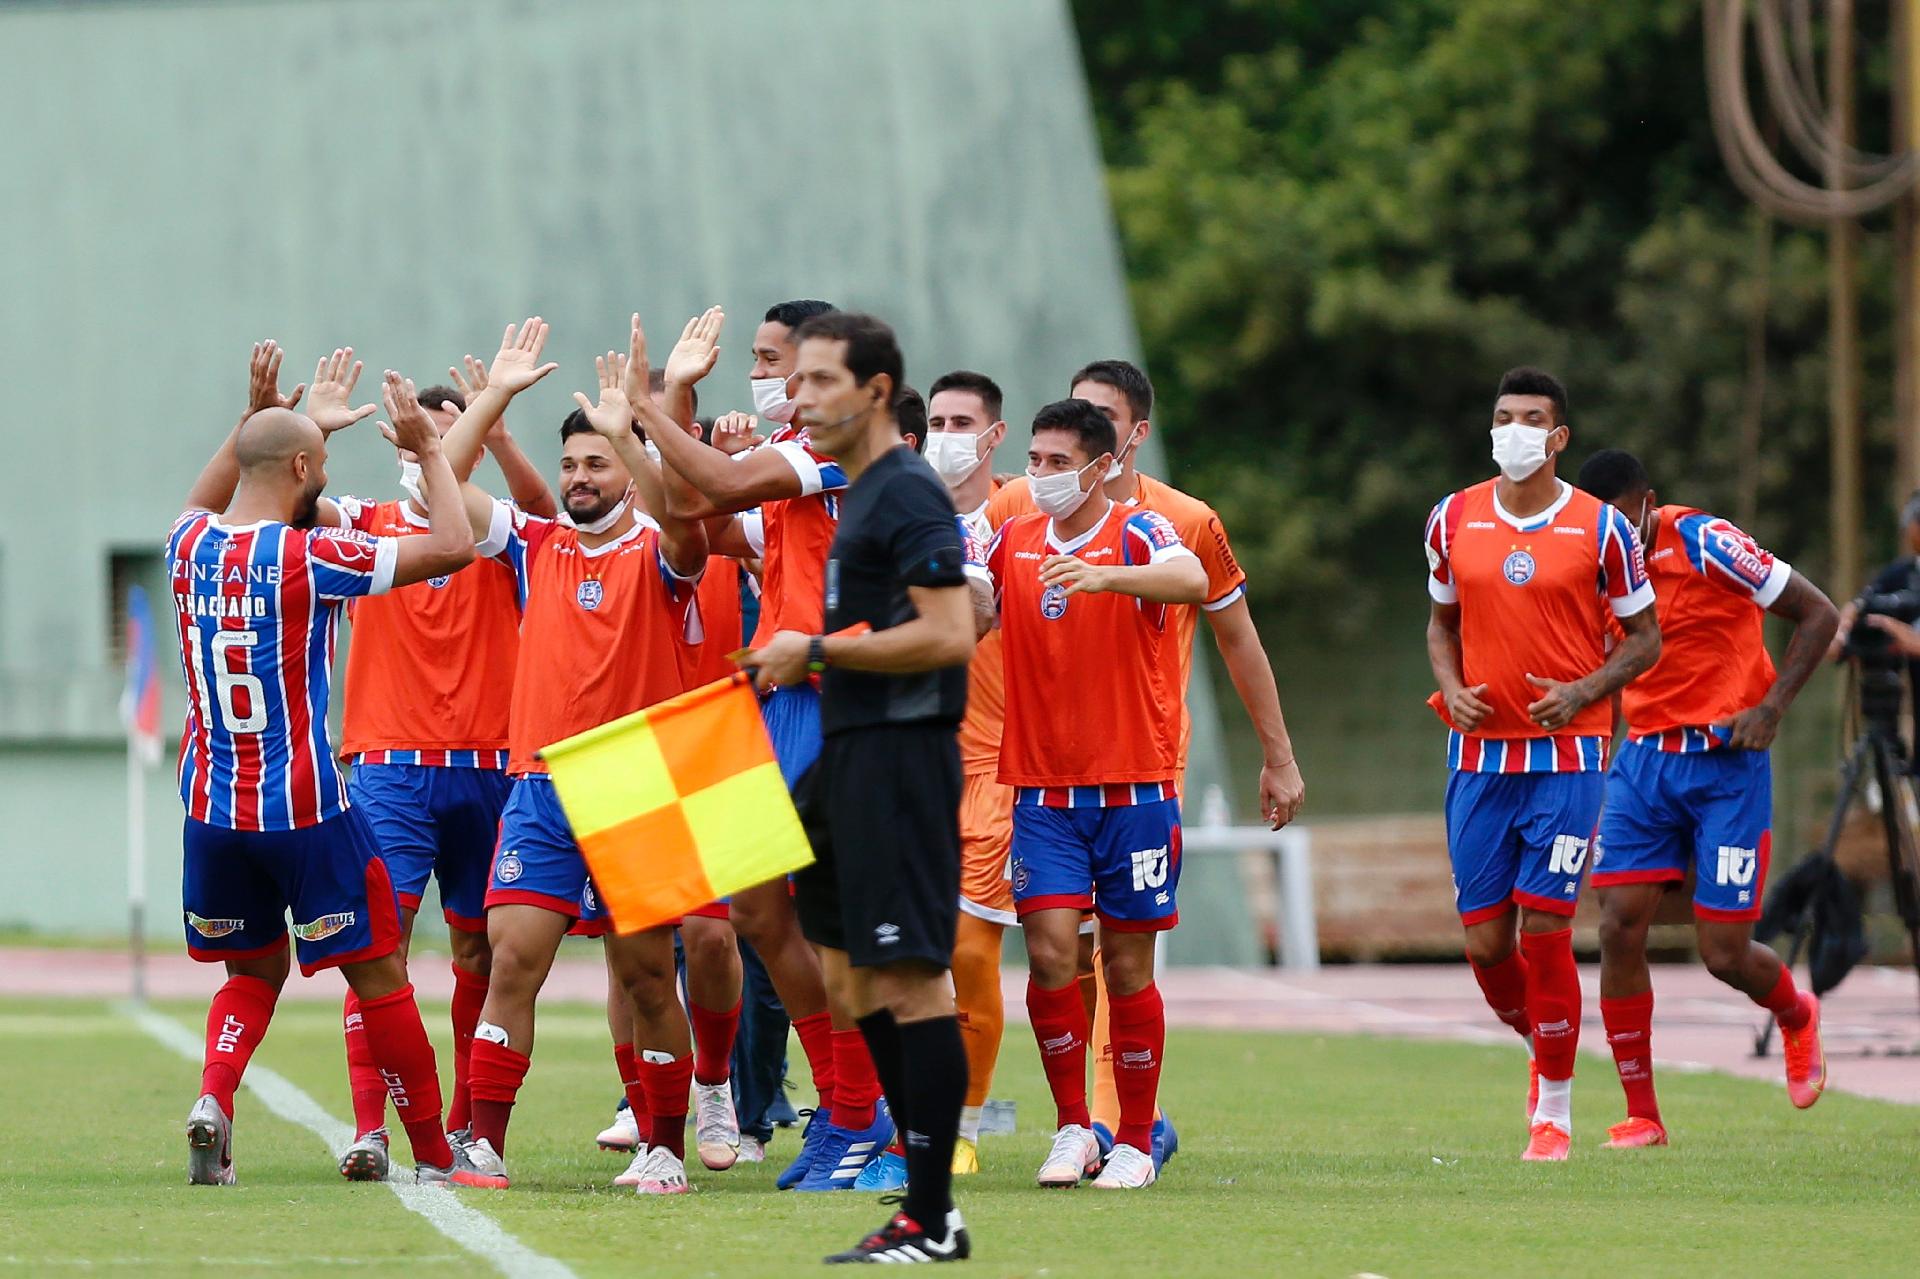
top-left (632, 1146), bottom-right (692, 1196)
top-left (448, 1137), bottom-right (510, 1190)
top-left (597, 1103), bottom-right (642, 1152)
top-left (186, 1094), bottom-right (235, 1187)
top-left (1092, 1141), bottom-right (1157, 1190)
top-left (338, 1126), bottom-right (390, 1182)
top-left (737, 1134), bottom-right (767, 1164)
top-left (694, 1081), bottom-right (741, 1170)
top-left (612, 1143), bottom-right (655, 1187)
top-left (1036, 1124), bottom-right (1101, 1188)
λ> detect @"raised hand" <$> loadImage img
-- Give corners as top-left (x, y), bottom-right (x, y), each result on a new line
top-left (307, 348), bottom-right (377, 434)
top-left (623, 313), bottom-right (652, 412)
top-left (709, 411), bottom-right (761, 455)
top-left (572, 351), bottom-right (637, 440)
top-left (487, 317), bottom-right (559, 394)
top-left (450, 354), bottom-right (489, 408)
top-left (664, 306), bottom-right (724, 388)
top-left (379, 371), bottom-right (440, 457)
top-left (247, 340), bottom-right (305, 415)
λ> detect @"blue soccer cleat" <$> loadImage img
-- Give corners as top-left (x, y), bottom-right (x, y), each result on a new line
top-left (776, 1108), bottom-right (831, 1190)
top-left (852, 1147), bottom-right (908, 1192)
top-left (1150, 1112), bottom-right (1179, 1173)
top-left (795, 1100), bottom-right (895, 1192)
top-left (1090, 1121), bottom-right (1115, 1171)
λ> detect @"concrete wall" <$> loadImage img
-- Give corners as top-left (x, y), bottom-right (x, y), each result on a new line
top-left (0, 0), bottom-right (1243, 954)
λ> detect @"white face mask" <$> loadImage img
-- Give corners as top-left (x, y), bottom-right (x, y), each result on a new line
top-left (398, 458), bottom-right (425, 509)
top-left (924, 431), bottom-right (988, 487)
top-left (567, 488), bottom-right (633, 535)
top-left (1028, 462), bottom-right (1099, 519)
top-left (1489, 423), bottom-right (1555, 483)
top-left (1104, 424), bottom-right (1145, 482)
top-left (749, 375), bottom-right (798, 424)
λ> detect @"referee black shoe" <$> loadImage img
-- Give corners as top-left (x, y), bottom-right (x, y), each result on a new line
top-left (824, 1204), bottom-right (970, 1264)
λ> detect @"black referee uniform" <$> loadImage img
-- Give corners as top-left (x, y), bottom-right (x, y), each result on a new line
top-left (794, 443), bottom-right (969, 968)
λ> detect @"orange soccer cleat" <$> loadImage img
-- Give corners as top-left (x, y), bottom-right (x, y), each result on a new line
top-left (1780, 993), bottom-right (1827, 1109)
top-left (1522, 1121), bottom-right (1570, 1162)
top-left (1603, 1117), bottom-right (1669, 1149)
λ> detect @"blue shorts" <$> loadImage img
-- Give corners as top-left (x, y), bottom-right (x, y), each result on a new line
top-left (488, 775), bottom-right (596, 920)
top-left (181, 808), bottom-right (401, 977)
top-left (762, 683), bottom-right (822, 789)
top-left (1444, 770), bottom-right (1604, 923)
top-left (347, 763), bottom-right (512, 932)
top-left (1593, 743), bottom-right (1772, 921)
top-left (1008, 798), bottom-right (1182, 932)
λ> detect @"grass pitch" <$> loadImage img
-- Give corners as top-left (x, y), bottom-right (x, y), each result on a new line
top-left (0, 991), bottom-right (1911, 1278)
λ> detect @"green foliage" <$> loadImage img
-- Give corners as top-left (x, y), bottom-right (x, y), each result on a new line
top-left (1074, 0), bottom-right (1903, 632)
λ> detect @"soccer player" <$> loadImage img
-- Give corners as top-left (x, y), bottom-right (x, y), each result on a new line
top-left (985, 398), bottom-right (1209, 1191)
top-left (741, 311), bottom-right (981, 1261)
top-left (449, 345), bottom-right (711, 1196)
top-left (644, 304), bottom-right (894, 1191)
top-left (923, 369), bottom-right (1013, 1174)
top-left (329, 329), bottom-right (560, 1180)
top-left (1575, 449), bottom-right (1837, 1146)
top-left (171, 354), bottom-right (480, 1186)
top-left (988, 358), bottom-right (1305, 1169)
top-left (1424, 368), bottom-right (1660, 1161)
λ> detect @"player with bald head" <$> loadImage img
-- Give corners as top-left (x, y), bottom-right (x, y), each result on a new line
top-left (171, 347), bottom-right (488, 1188)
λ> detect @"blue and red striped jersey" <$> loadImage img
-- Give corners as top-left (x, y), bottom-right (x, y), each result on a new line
top-left (167, 510), bottom-right (398, 830)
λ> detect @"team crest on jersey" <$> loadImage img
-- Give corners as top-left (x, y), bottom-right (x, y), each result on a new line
top-left (577, 579), bottom-right (604, 610)
top-left (186, 911), bottom-right (245, 939)
top-left (292, 911), bottom-right (355, 942)
top-left (1040, 584), bottom-right (1069, 620)
top-left (1502, 550), bottom-right (1536, 585)
top-left (428, 575), bottom-right (451, 589)
top-left (497, 852), bottom-right (524, 883)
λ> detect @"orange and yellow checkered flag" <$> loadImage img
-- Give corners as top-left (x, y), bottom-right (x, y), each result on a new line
top-left (541, 673), bottom-right (813, 934)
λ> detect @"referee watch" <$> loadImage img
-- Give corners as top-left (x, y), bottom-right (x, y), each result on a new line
top-left (807, 634), bottom-right (828, 674)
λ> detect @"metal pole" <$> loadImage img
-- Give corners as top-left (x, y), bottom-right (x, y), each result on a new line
top-left (1830, 0), bottom-right (1863, 595)
top-left (1277, 830), bottom-right (1319, 973)
top-left (127, 733), bottom-right (147, 1006)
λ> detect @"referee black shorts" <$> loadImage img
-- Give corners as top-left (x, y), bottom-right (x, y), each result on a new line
top-left (793, 723), bottom-right (962, 969)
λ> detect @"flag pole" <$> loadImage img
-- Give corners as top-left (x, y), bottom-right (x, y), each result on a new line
top-left (127, 725), bottom-right (147, 1006)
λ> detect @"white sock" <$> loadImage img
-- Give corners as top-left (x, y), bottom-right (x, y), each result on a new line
top-left (957, 1105), bottom-right (982, 1144)
top-left (1532, 1076), bottom-right (1572, 1131)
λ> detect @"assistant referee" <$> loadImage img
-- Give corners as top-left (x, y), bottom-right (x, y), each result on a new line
top-left (741, 311), bottom-right (986, 1265)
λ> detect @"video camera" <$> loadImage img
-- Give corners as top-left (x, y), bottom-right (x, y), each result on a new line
top-left (1844, 566), bottom-right (1920, 731)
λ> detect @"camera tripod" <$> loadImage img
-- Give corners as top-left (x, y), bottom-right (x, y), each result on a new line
top-left (1754, 717), bottom-right (1920, 1056)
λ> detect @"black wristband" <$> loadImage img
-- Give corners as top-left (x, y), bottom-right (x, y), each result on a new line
top-left (807, 634), bottom-right (828, 673)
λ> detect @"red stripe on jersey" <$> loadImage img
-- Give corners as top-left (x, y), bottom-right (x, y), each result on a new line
top-left (1554, 737), bottom-right (1579, 772)
top-left (223, 529), bottom-right (263, 829)
top-left (1103, 783), bottom-right (1130, 807)
top-left (278, 529), bottom-right (320, 827)
top-left (179, 517), bottom-right (218, 824)
top-left (1501, 741), bottom-right (1526, 774)
top-left (1459, 736), bottom-right (1483, 771)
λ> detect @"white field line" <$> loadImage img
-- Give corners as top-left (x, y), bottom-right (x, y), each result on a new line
top-left (127, 1003), bottom-right (577, 1279)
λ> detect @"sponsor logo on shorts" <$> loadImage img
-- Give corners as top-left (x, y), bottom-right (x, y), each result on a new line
top-left (874, 922), bottom-right (901, 947)
top-left (577, 579), bottom-right (604, 610)
top-left (292, 911), bottom-right (355, 942)
top-left (1129, 845), bottom-right (1170, 892)
top-left (1716, 845), bottom-right (1757, 887)
top-left (1548, 834), bottom-right (1588, 878)
top-left (186, 911), bottom-right (245, 939)
top-left (1040, 584), bottom-right (1068, 620)
top-left (496, 852), bottom-right (524, 883)
top-left (1502, 550), bottom-right (1536, 586)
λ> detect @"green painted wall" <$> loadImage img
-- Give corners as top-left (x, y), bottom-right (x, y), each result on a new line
top-left (0, 0), bottom-right (1245, 953)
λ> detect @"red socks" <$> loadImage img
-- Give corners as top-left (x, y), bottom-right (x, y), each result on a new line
top-left (342, 990), bottom-right (390, 1136)
top-left (1759, 966), bottom-right (1812, 1030)
top-left (831, 1028), bottom-right (881, 1130)
top-left (201, 975), bottom-right (278, 1119)
top-left (467, 1029), bottom-right (530, 1156)
top-left (690, 998), bottom-right (741, 1087)
top-left (1468, 948), bottom-right (1532, 1038)
top-left (614, 1042), bottom-right (648, 1121)
top-left (356, 984), bottom-right (452, 1168)
top-left (446, 963), bottom-right (488, 1134)
top-left (1026, 978), bottom-right (1092, 1130)
top-left (641, 1050), bottom-right (695, 1159)
top-left (792, 1010), bottom-right (835, 1114)
top-left (1520, 928), bottom-right (1581, 1082)
top-left (1107, 983), bottom-right (1166, 1152)
top-left (1601, 991), bottom-right (1659, 1123)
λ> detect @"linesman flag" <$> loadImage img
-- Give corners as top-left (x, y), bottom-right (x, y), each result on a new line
top-left (542, 673), bottom-right (814, 934)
